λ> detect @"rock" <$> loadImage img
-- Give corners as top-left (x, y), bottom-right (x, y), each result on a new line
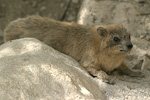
top-left (0, 38), bottom-right (106, 100)
top-left (77, 0), bottom-right (150, 37)
top-left (0, 30), bottom-right (4, 45)
top-left (67, 14), bottom-right (75, 21)
top-left (60, 3), bottom-right (64, 8)
top-left (133, 60), bottom-right (143, 70)
top-left (146, 35), bottom-right (150, 41)
top-left (1, 4), bottom-right (6, 7)
top-left (72, 0), bottom-right (79, 4)
top-left (126, 36), bottom-right (150, 69)
top-left (0, 0), bottom-right (71, 32)
top-left (32, 1), bottom-right (37, 8)
top-left (141, 54), bottom-right (150, 70)
top-left (40, 6), bottom-right (46, 12)
top-left (136, 0), bottom-right (145, 3)
top-left (0, 30), bottom-right (3, 37)
top-left (140, 34), bottom-right (146, 39)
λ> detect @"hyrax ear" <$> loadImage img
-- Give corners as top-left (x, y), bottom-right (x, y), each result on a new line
top-left (97, 27), bottom-right (107, 37)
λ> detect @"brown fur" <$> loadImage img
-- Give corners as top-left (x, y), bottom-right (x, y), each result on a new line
top-left (4, 16), bottom-right (143, 83)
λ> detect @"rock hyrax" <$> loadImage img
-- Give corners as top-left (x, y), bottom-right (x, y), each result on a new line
top-left (4, 16), bottom-right (143, 83)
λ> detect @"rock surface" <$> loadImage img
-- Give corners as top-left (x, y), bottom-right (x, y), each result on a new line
top-left (0, 0), bottom-right (70, 31)
top-left (97, 72), bottom-right (150, 100)
top-left (0, 38), bottom-right (106, 100)
top-left (0, 0), bottom-right (82, 45)
top-left (78, 0), bottom-right (150, 38)
top-left (0, 38), bottom-right (150, 100)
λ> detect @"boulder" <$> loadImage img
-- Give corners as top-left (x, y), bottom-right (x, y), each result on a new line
top-left (0, 0), bottom-right (71, 32)
top-left (0, 38), bottom-right (106, 100)
top-left (77, 0), bottom-right (150, 37)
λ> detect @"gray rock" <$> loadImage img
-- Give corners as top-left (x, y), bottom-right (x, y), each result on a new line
top-left (140, 35), bottom-right (146, 39)
top-left (77, 0), bottom-right (150, 37)
top-left (67, 14), bottom-right (75, 21)
top-left (0, 0), bottom-right (71, 31)
top-left (40, 6), bottom-right (46, 12)
top-left (146, 35), bottom-right (150, 41)
top-left (0, 38), bottom-right (150, 100)
top-left (72, 0), bottom-right (79, 4)
top-left (141, 54), bottom-right (150, 70)
top-left (0, 30), bottom-right (3, 36)
top-left (0, 38), bottom-right (106, 100)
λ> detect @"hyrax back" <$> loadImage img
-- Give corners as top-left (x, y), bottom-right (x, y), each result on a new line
top-left (4, 16), bottom-right (93, 62)
top-left (4, 16), bottom-right (143, 83)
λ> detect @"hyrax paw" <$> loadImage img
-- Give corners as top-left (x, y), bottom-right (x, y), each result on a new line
top-left (96, 71), bottom-right (116, 85)
top-left (102, 77), bottom-right (115, 85)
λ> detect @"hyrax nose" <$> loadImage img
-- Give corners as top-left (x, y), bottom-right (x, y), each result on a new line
top-left (127, 43), bottom-right (133, 49)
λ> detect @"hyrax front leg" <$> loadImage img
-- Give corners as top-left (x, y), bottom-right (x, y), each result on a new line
top-left (85, 66), bottom-right (114, 84)
top-left (117, 62), bottom-right (144, 77)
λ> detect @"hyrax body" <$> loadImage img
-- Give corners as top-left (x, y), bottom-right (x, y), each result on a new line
top-left (4, 16), bottom-right (143, 83)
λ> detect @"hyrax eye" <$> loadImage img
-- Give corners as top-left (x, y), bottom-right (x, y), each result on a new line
top-left (113, 37), bottom-right (120, 42)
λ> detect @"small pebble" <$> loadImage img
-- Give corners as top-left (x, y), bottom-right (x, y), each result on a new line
top-left (60, 3), bottom-right (64, 8)
top-left (32, 1), bottom-right (37, 8)
top-left (140, 35), bottom-right (146, 39)
top-left (24, 1), bottom-right (29, 4)
top-left (146, 35), bottom-right (150, 41)
top-left (67, 15), bottom-right (75, 21)
top-left (141, 54), bottom-right (150, 70)
top-left (40, 6), bottom-right (46, 11)
top-left (1, 4), bottom-right (6, 7)
top-left (72, 0), bottom-right (79, 4)
top-left (0, 14), bottom-right (5, 17)
top-left (135, 0), bottom-right (145, 3)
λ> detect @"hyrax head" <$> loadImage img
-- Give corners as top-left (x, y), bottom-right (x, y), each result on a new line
top-left (96, 24), bottom-right (132, 54)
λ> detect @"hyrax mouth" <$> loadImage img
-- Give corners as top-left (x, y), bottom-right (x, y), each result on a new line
top-left (120, 49), bottom-right (129, 52)
top-left (119, 42), bottom-right (133, 53)
top-left (119, 47), bottom-right (132, 52)
top-left (119, 46), bottom-right (132, 53)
